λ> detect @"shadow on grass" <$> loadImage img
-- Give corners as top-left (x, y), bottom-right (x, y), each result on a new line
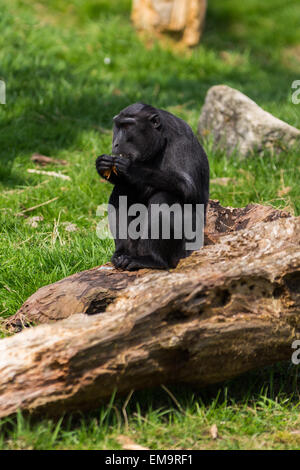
top-left (0, 361), bottom-right (298, 435)
top-left (120, 361), bottom-right (300, 419)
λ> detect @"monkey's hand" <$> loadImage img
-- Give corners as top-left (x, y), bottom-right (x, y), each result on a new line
top-left (95, 154), bottom-right (116, 180)
top-left (113, 155), bottom-right (132, 178)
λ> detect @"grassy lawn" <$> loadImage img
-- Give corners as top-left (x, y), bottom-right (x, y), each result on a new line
top-left (0, 0), bottom-right (299, 450)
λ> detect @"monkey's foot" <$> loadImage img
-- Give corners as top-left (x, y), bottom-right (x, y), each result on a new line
top-left (113, 254), bottom-right (168, 271)
top-left (111, 254), bottom-right (131, 269)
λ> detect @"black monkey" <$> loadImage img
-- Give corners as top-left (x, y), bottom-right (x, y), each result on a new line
top-left (96, 103), bottom-right (209, 271)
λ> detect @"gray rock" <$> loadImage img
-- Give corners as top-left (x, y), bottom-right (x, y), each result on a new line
top-left (198, 85), bottom-right (300, 157)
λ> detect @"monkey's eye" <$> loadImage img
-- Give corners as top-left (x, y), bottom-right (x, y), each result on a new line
top-left (121, 122), bottom-right (135, 131)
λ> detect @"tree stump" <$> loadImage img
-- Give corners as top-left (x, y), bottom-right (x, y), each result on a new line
top-left (131, 0), bottom-right (207, 47)
top-left (0, 201), bottom-right (299, 418)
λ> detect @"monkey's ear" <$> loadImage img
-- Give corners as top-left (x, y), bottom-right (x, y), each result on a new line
top-left (149, 114), bottom-right (161, 129)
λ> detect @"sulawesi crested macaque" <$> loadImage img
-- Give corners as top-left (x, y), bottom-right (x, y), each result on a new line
top-left (96, 103), bottom-right (209, 271)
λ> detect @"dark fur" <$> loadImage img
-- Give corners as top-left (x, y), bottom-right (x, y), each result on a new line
top-left (96, 103), bottom-right (209, 270)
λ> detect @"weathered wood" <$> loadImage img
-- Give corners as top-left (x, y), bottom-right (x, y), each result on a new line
top-left (131, 0), bottom-right (207, 47)
top-left (0, 202), bottom-right (299, 418)
top-left (5, 200), bottom-right (291, 330)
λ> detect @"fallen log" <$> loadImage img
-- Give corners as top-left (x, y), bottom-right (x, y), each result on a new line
top-left (5, 200), bottom-right (292, 330)
top-left (0, 201), bottom-right (299, 418)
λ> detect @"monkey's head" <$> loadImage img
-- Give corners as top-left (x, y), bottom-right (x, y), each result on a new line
top-left (112, 103), bottom-right (165, 162)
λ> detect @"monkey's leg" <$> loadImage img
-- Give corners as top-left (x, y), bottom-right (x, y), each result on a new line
top-left (108, 186), bottom-right (138, 268)
top-left (119, 191), bottom-right (186, 271)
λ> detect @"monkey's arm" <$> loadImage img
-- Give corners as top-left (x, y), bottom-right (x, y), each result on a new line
top-left (113, 156), bottom-right (197, 202)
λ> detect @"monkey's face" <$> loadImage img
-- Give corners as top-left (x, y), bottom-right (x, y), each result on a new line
top-left (112, 111), bottom-right (163, 162)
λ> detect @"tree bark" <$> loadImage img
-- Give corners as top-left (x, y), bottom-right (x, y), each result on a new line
top-left (131, 0), bottom-right (207, 47)
top-left (0, 201), bottom-right (299, 418)
top-left (5, 200), bottom-right (292, 330)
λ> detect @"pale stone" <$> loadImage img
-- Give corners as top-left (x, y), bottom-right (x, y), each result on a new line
top-left (198, 85), bottom-right (300, 156)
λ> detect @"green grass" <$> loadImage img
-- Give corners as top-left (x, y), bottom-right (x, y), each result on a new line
top-left (0, 364), bottom-right (299, 450)
top-left (0, 0), bottom-right (299, 450)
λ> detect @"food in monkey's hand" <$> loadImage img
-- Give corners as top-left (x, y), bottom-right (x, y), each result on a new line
top-left (101, 154), bottom-right (129, 179)
top-left (100, 155), bottom-right (118, 179)
top-left (103, 164), bottom-right (117, 179)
